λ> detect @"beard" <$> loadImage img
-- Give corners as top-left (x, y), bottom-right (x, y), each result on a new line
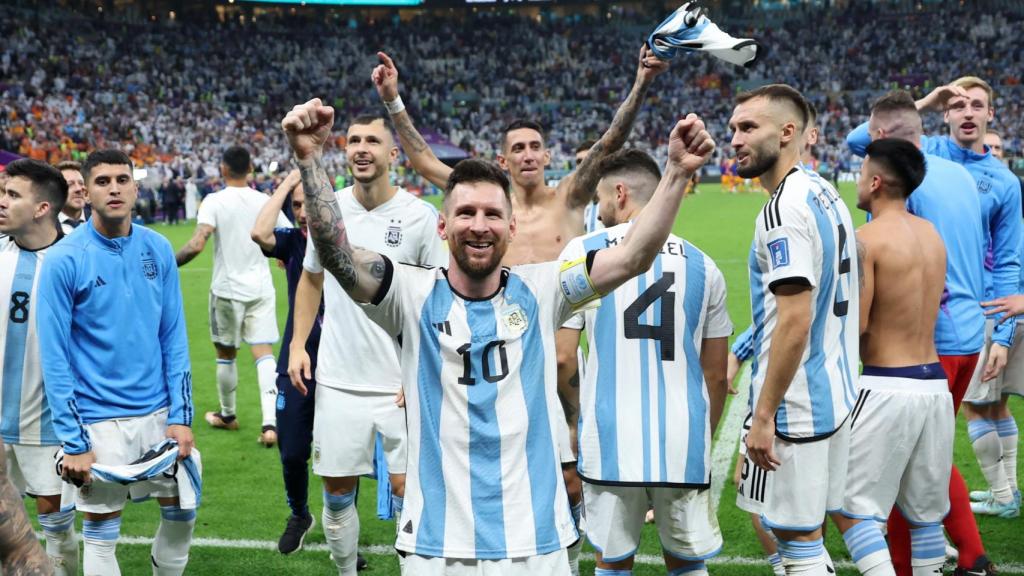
top-left (451, 239), bottom-right (506, 280)
top-left (737, 147), bottom-right (779, 179)
top-left (351, 163), bottom-right (386, 184)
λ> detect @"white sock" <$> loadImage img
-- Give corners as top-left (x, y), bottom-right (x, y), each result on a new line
top-left (968, 419), bottom-right (1013, 503)
top-left (568, 500), bottom-right (584, 576)
top-left (323, 491), bottom-right (359, 575)
top-left (256, 355), bottom-right (278, 428)
top-left (83, 516), bottom-right (122, 576)
top-left (996, 417), bottom-right (1019, 494)
top-left (842, 520), bottom-right (895, 576)
top-left (151, 506), bottom-right (195, 576)
top-left (216, 359), bottom-right (237, 417)
top-left (778, 538), bottom-right (830, 575)
top-left (392, 495), bottom-right (405, 570)
top-left (40, 509), bottom-right (78, 576)
top-left (909, 525), bottom-right (945, 576)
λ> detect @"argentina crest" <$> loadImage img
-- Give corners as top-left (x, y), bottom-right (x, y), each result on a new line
top-left (141, 253), bottom-right (158, 280)
top-left (385, 219), bottom-right (403, 247)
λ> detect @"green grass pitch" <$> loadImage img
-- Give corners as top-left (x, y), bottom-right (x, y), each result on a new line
top-left (26, 182), bottom-right (1023, 574)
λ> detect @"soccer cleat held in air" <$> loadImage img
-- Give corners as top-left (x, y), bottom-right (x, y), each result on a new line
top-left (970, 495), bottom-right (1020, 518)
top-left (205, 411), bottom-right (239, 430)
top-left (647, 1), bottom-right (761, 67)
top-left (278, 514), bottom-right (314, 555)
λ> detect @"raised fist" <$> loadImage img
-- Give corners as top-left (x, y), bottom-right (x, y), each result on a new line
top-left (667, 114), bottom-right (715, 175)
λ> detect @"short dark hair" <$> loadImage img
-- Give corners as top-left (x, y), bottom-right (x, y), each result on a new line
top-left (865, 138), bottom-right (926, 199)
top-left (736, 84), bottom-right (810, 129)
top-left (443, 158), bottom-right (511, 209)
top-left (83, 149), bottom-right (133, 182)
top-left (806, 100), bottom-right (818, 126)
top-left (575, 140), bottom-right (598, 155)
top-left (4, 159), bottom-right (68, 216)
top-left (597, 149), bottom-right (662, 183)
top-left (502, 119), bottom-right (546, 150)
top-left (350, 113), bottom-right (391, 129)
top-left (871, 90), bottom-right (918, 116)
top-left (55, 160), bottom-right (82, 173)
top-left (221, 145), bottom-right (252, 179)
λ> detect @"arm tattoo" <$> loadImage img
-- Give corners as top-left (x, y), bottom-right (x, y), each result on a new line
top-left (394, 112), bottom-right (431, 155)
top-left (856, 239), bottom-right (866, 292)
top-left (298, 157), bottom-right (359, 290)
top-left (568, 369), bottom-right (580, 389)
top-left (0, 441), bottom-right (52, 574)
top-left (566, 81), bottom-right (651, 209)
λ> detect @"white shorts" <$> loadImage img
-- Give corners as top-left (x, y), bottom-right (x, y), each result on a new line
top-left (313, 386), bottom-right (406, 478)
top-left (735, 413), bottom-right (768, 515)
top-left (965, 319), bottom-right (1024, 404)
top-left (584, 482), bottom-right (721, 563)
top-left (68, 409), bottom-right (179, 513)
top-left (402, 548), bottom-right (569, 576)
top-left (208, 292), bottom-right (279, 348)
top-left (841, 367), bottom-right (953, 525)
top-left (4, 443), bottom-right (62, 497)
top-left (761, 418), bottom-right (850, 532)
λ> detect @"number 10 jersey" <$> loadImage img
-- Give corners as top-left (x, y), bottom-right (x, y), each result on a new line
top-left (561, 224), bottom-right (732, 487)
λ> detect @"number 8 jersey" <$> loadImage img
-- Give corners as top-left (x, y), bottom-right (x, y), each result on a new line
top-left (361, 258), bottom-right (581, 560)
top-left (749, 167), bottom-right (859, 441)
top-left (561, 225), bottom-right (732, 486)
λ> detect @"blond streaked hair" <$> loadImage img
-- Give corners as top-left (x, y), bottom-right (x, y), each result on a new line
top-left (951, 76), bottom-right (995, 106)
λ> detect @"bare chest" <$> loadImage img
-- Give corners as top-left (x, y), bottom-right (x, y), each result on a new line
top-left (504, 206), bottom-right (583, 265)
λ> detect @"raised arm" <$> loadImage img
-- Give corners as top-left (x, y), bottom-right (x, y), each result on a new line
top-left (283, 98), bottom-right (386, 304)
top-left (252, 170), bottom-right (301, 252)
top-left (372, 52), bottom-right (453, 190)
top-left (559, 44), bottom-right (670, 210)
top-left (587, 115), bottom-right (714, 293)
top-left (915, 84), bottom-right (970, 114)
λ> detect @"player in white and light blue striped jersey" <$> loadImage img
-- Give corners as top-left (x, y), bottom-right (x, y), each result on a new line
top-left (284, 98), bottom-right (716, 573)
top-left (731, 85), bottom-right (858, 576)
top-left (561, 149), bottom-right (731, 576)
top-left (0, 159), bottom-right (79, 574)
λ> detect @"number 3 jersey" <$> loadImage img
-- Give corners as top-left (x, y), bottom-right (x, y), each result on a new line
top-left (749, 167), bottom-right (859, 441)
top-left (361, 259), bottom-right (580, 560)
top-left (0, 236), bottom-right (59, 446)
top-left (561, 224), bottom-right (732, 486)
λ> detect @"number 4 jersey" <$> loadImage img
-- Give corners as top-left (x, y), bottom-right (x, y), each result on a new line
top-left (361, 258), bottom-right (582, 560)
top-left (749, 167), bottom-right (859, 441)
top-left (561, 225), bottom-right (732, 486)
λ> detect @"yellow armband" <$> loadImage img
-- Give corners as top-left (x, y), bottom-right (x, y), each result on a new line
top-left (559, 256), bottom-right (602, 312)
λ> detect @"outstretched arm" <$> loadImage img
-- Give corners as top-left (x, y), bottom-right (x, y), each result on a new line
top-left (283, 99), bottom-right (386, 304)
top-left (560, 44), bottom-right (669, 210)
top-left (372, 52), bottom-right (453, 189)
top-left (176, 224), bottom-right (214, 267)
top-left (252, 170), bottom-right (301, 252)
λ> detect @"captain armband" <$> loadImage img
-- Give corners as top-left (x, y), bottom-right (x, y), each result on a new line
top-left (559, 253), bottom-right (602, 313)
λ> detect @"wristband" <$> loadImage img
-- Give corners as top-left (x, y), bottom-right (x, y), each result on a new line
top-left (384, 96), bottom-right (405, 115)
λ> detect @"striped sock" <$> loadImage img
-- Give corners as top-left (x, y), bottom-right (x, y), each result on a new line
top-left (39, 509), bottom-right (78, 576)
top-left (594, 570), bottom-right (632, 576)
top-left (842, 520), bottom-right (894, 575)
top-left (910, 524), bottom-right (945, 576)
top-left (968, 419), bottom-right (1013, 503)
top-left (778, 538), bottom-right (830, 575)
top-left (996, 417), bottom-right (1018, 494)
top-left (669, 561), bottom-right (708, 575)
top-left (769, 552), bottom-right (785, 575)
top-left (152, 505), bottom-right (196, 576)
top-left (215, 359), bottom-right (237, 417)
top-left (83, 516), bottom-right (122, 576)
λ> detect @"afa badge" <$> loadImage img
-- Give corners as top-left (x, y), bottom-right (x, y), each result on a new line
top-left (385, 219), bottom-right (403, 247)
top-left (768, 238), bottom-right (790, 269)
top-left (501, 304), bottom-right (528, 338)
top-left (142, 257), bottom-right (158, 280)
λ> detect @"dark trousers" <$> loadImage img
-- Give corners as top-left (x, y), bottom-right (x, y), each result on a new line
top-left (276, 373), bottom-right (316, 518)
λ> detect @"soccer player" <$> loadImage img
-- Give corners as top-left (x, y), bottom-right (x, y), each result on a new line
top-left (283, 97), bottom-right (714, 575)
top-left (849, 77), bottom-right (1019, 574)
top-left (373, 46), bottom-right (669, 573)
top-left (730, 84), bottom-right (859, 576)
top-left (831, 138), bottom-right (951, 576)
top-left (286, 113), bottom-right (446, 575)
top-left (56, 161), bottom-right (87, 233)
top-left (577, 140), bottom-right (604, 235)
top-left (249, 170), bottom-right (326, 554)
top-left (0, 159), bottom-right (78, 575)
top-left (984, 131), bottom-right (1004, 160)
top-left (0, 438), bottom-right (52, 574)
top-left (176, 146), bottom-right (291, 447)
top-left (563, 147), bottom-right (731, 576)
top-left (38, 149), bottom-right (196, 576)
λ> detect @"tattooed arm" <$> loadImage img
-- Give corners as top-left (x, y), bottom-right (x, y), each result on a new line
top-left (175, 224), bottom-right (214, 267)
top-left (555, 327), bottom-right (581, 452)
top-left (372, 52), bottom-right (453, 190)
top-left (283, 99), bottom-right (386, 304)
top-left (559, 44), bottom-right (669, 210)
top-left (0, 440), bottom-right (53, 575)
top-left (856, 235), bottom-right (874, 336)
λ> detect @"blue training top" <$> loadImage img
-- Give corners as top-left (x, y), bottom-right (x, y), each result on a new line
top-left (37, 222), bottom-right (193, 455)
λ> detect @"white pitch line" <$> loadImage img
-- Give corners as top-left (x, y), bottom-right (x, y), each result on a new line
top-left (98, 537), bottom-right (1024, 574)
top-left (710, 366), bottom-right (749, 511)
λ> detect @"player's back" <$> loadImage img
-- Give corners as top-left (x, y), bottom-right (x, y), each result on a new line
top-left (198, 186), bottom-right (277, 302)
top-left (859, 212), bottom-right (945, 367)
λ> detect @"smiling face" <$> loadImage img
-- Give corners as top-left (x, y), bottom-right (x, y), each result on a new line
top-left (86, 163), bottom-right (137, 223)
top-left (728, 97), bottom-right (787, 179)
top-left (440, 181), bottom-right (515, 280)
top-left (498, 128), bottom-right (550, 189)
top-left (61, 168), bottom-right (87, 213)
top-left (944, 86), bottom-right (994, 148)
top-left (346, 119), bottom-right (398, 185)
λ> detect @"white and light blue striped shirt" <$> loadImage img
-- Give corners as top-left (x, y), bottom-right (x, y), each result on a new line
top-left (583, 201), bottom-right (605, 235)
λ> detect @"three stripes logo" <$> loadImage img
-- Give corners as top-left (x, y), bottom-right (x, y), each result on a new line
top-left (94, 276), bottom-right (107, 287)
top-left (433, 321), bottom-right (452, 336)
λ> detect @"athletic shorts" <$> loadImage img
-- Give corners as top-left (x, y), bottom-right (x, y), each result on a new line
top-left (312, 386), bottom-right (406, 478)
top-left (208, 292), bottom-right (279, 349)
top-left (841, 366), bottom-right (953, 525)
top-left (67, 409), bottom-right (179, 513)
top-left (4, 443), bottom-right (62, 497)
top-left (760, 419), bottom-right (850, 532)
top-left (735, 412), bottom-right (767, 515)
top-left (402, 548), bottom-right (569, 576)
top-left (584, 482), bottom-right (721, 563)
top-left (965, 319), bottom-right (1024, 404)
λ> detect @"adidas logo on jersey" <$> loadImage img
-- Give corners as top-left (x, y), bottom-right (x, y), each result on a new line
top-left (94, 276), bottom-right (107, 287)
top-left (402, 521), bottom-right (413, 534)
top-left (433, 321), bottom-right (452, 335)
